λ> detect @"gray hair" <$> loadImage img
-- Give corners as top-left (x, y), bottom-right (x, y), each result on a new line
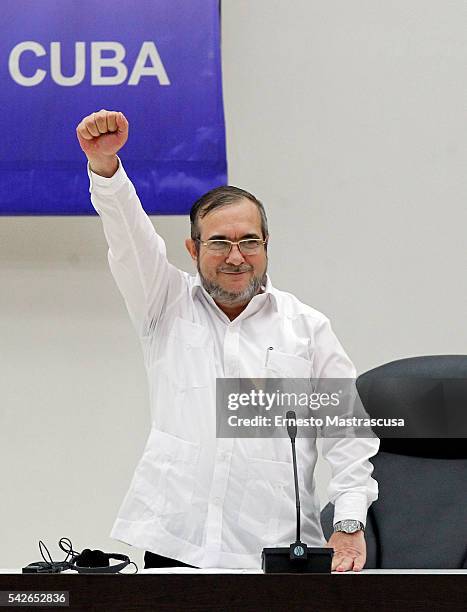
top-left (190, 185), bottom-right (268, 245)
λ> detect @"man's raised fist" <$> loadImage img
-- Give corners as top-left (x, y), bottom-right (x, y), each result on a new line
top-left (76, 110), bottom-right (129, 177)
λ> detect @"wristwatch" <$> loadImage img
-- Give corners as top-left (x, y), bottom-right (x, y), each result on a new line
top-left (333, 520), bottom-right (365, 534)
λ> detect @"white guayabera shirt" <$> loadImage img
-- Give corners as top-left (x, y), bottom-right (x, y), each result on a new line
top-left (89, 162), bottom-right (379, 569)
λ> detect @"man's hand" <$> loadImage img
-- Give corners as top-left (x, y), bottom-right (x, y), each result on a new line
top-left (76, 109), bottom-right (129, 177)
top-left (326, 530), bottom-right (366, 572)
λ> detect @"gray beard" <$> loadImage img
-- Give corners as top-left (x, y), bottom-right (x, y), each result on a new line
top-left (198, 267), bottom-right (267, 306)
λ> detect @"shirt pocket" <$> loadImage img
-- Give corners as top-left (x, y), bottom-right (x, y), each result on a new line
top-left (132, 428), bottom-right (201, 517)
top-left (264, 349), bottom-right (313, 378)
top-left (237, 457), bottom-right (295, 543)
top-left (166, 317), bottom-right (213, 390)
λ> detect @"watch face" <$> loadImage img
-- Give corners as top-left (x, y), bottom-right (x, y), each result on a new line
top-left (341, 520), bottom-right (360, 533)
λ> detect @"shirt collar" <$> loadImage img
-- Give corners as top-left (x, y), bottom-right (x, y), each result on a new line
top-left (191, 272), bottom-right (279, 312)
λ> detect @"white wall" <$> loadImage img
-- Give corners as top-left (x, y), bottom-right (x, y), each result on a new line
top-left (1, 1), bottom-right (466, 569)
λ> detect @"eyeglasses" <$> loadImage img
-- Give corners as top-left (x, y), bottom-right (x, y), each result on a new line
top-left (196, 238), bottom-right (267, 256)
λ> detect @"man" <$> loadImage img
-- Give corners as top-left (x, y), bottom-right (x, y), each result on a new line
top-left (76, 109), bottom-right (379, 571)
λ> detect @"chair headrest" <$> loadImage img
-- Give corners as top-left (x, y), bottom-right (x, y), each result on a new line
top-left (357, 355), bottom-right (467, 458)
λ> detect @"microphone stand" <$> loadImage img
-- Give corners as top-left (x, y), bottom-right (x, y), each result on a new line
top-left (288, 411), bottom-right (308, 560)
top-left (261, 410), bottom-right (333, 573)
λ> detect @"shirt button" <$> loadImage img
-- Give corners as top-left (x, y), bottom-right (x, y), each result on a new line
top-left (213, 496), bottom-right (222, 505)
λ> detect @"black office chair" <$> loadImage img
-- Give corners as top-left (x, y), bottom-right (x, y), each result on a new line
top-left (321, 355), bottom-right (467, 568)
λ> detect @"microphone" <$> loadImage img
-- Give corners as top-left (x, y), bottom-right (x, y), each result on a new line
top-left (261, 411), bottom-right (333, 573)
top-left (286, 410), bottom-right (306, 559)
top-left (286, 410), bottom-right (297, 439)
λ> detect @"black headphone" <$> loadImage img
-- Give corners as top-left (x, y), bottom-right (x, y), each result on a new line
top-left (69, 548), bottom-right (131, 574)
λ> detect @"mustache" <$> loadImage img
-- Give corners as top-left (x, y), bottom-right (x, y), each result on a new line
top-left (217, 265), bottom-right (253, 273)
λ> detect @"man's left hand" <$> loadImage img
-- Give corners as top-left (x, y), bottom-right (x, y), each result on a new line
top-left (326, 530), bottom-right (366, 572)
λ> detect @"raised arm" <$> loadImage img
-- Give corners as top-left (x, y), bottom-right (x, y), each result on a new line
top-left (76, 110), bottom-right (185, 337)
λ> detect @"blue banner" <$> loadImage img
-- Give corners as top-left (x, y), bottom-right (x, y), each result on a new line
top-left (0, 0), bottom-right (226, 215)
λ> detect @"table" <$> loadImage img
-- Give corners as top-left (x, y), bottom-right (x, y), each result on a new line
top-left (0, 569), bottom-right (466, 611)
